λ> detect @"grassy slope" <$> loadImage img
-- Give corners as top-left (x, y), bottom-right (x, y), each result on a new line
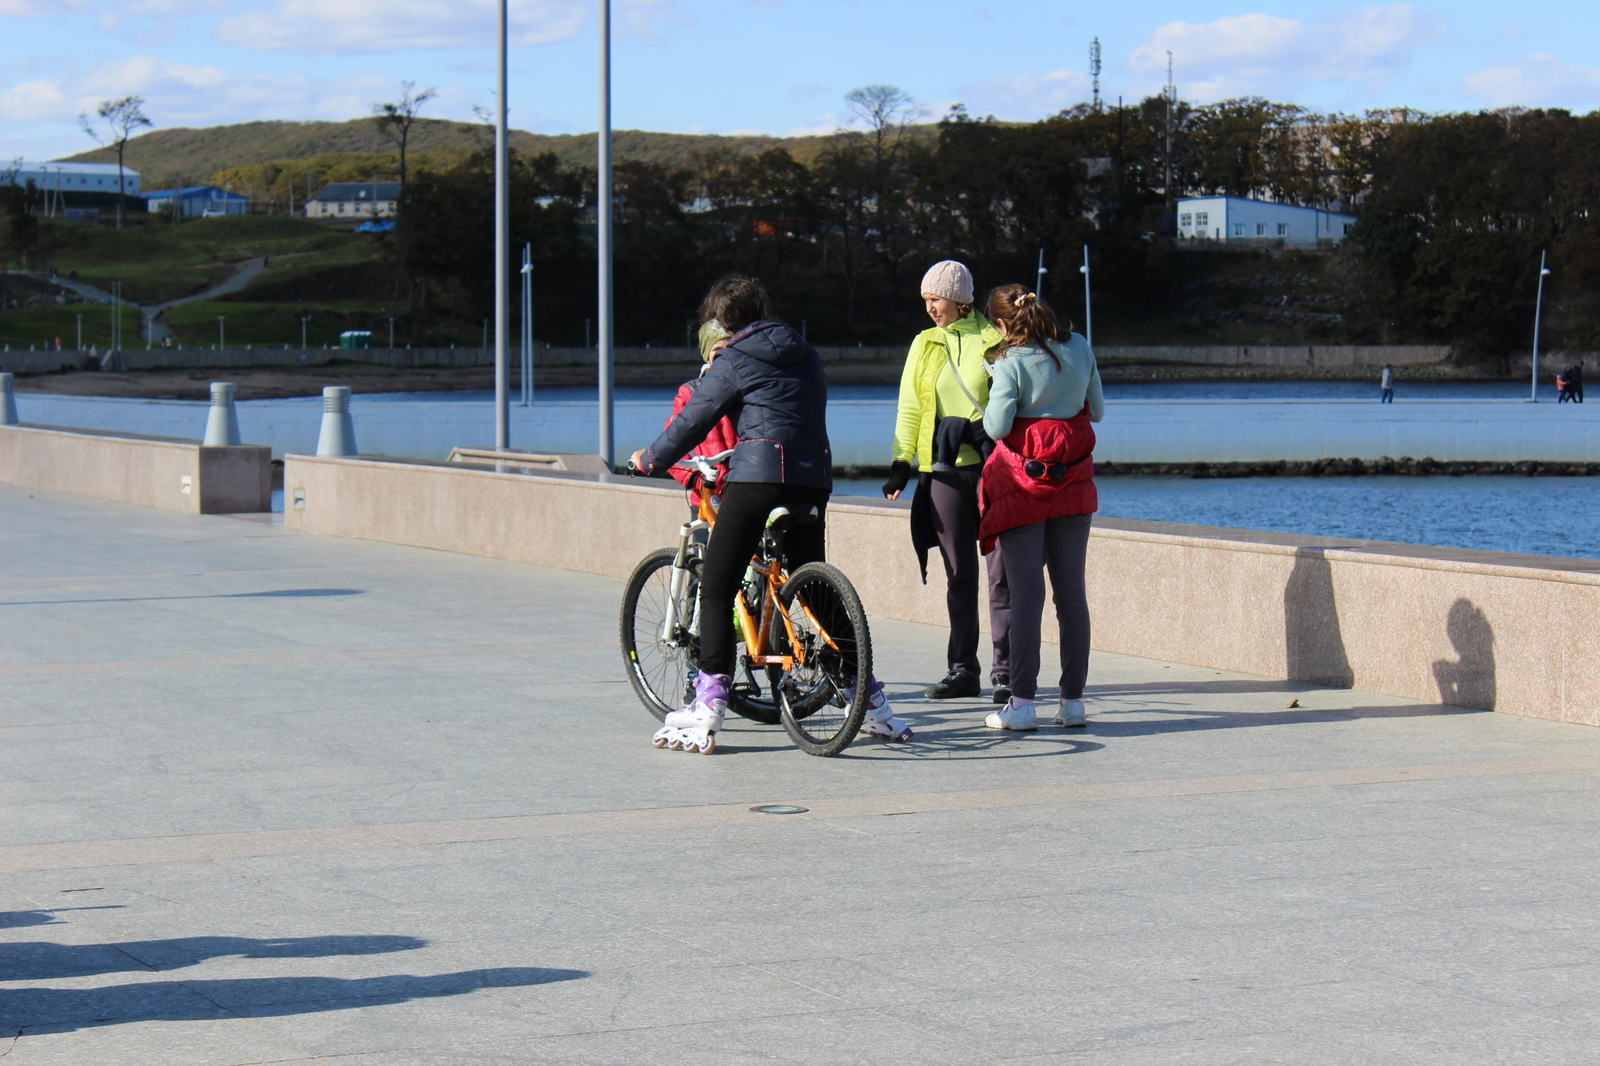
top-left (34, 215), bottom-right (370, 305)
top-left (62, 118), bottom-right (837, 191)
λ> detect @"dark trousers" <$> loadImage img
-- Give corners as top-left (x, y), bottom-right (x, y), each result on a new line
top-left (1380, 388), bottom-right (1393, 403)
top-left (998, 513), bottom-right (1092, 701)
top-left (928, 467), bottom-right (1010, 679)
top-left (697, 482), bottom-right (829, 677)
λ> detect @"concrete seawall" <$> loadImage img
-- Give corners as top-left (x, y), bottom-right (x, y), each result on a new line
top-left (0, 424), bottom-right (271, 514)
top-left (282, 454), bottom-right (1600, 727)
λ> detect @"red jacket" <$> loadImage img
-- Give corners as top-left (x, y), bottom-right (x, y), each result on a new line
top-left (665, 379), bottom-right (738, 506)
top-left (978, 412), bottom-right (1097, 554)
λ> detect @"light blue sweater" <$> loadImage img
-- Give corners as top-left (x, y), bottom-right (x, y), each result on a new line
top-left (983, 334), bottom-right (1105, 441)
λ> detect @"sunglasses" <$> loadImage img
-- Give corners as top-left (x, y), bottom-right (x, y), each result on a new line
top-left (1024, 459), bottom-right (1070, 483)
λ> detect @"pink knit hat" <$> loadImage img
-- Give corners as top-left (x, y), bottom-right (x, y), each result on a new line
top-left (920, 260), bottom-right (974, 304)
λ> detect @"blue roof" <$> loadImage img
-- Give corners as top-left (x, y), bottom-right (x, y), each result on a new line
top-left (142, 186), bottom-right (249, 200)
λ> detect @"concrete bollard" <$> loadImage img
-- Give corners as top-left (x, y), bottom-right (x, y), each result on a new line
top-left (202, 381), bottom-right (242, 446)
top-left (1, 372), bottom-right (17, 425)
top-left (316, 385), bottom-right (357, 457)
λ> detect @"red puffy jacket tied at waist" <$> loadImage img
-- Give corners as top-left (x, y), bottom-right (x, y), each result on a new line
top-left (977, 411), bottom-right (1097, 554)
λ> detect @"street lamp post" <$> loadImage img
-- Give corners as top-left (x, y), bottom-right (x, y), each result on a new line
top-left (388, 317), bottom-right (395, 348)
top-left (300, 315), bottom-right (309, 349)
top-left (520, 243), bottom-right (534, 406)
top-left (1079, 244), bottom-right (1092, 347)
top-left (493, 0), bottom-right (510, 449)
top-left (597, 0), bottom-right (614, 470)
top-left (218, 316), bottom-right (225, 349)
top-left (75, 313), bottom-right (81, 350)
top-left (1531, 250), bottom-right (1551, 402)
top-left (1035, 247), bottom-right (1047, 296)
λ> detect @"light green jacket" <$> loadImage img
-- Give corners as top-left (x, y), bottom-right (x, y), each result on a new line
top-left (891, 312), bottom-right (1004, 470)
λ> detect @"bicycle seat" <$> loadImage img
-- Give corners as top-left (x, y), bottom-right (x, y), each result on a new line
top-left (766, 505), bottom-right (819, 532)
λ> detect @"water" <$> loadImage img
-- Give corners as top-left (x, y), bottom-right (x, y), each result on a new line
top-left (28, 378), bottom-right (1599, 559)
top-left (832, 475), bottom-right (1600, 560)
top-left (438, 381), bottom-right (1539, 404)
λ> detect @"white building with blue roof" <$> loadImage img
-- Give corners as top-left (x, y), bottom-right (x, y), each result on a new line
top-left (1177, 195), bottom-right (1356, 248)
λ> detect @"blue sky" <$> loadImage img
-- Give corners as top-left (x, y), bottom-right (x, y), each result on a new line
top-left (5, 0), bottom-right (1600, 162)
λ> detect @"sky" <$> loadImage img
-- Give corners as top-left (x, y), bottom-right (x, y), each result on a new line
top-left (5, 0), bottom-right (1600, 162)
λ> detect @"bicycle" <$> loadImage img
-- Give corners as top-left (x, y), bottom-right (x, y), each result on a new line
top-left (620, 450), bottom-right (873, 757)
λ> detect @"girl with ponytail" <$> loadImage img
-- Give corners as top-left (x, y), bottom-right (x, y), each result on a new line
top-left (976, 284), bottom-right (1105, 733)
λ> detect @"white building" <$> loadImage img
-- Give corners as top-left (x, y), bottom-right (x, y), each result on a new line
top-left (2, 161), bottom-right (141, 197)
top-left (306, 181), bottom-right (401, 219)
top-left (1177, 196), bottom-right (1355, 247)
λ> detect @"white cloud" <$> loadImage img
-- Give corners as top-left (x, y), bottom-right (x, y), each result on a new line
top-left (784, 113), bottom-right (841, 137)
top-left (961, 69), bottom-right (1094, 119)
top-left (217, 0), bottom-right (584, 54)
top-left (1461, 54), bottom-right (1600, 109)
top-left (0, 0), bottom-right (88, 14)
top-left (1129, 4), bottom-right (1444, 102)
top-left (0, 54), bottom-right (478, 132)
top-left (215, 0), bottom-right (675, 55)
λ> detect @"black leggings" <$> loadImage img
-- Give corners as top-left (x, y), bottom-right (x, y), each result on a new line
top-left (698, 482), bottom-right (830, 676)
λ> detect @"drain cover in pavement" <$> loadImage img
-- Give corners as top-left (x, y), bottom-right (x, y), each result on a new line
top-left (749, 805), bottom-right (809, 815)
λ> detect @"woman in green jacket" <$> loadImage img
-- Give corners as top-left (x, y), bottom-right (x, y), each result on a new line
top-left (882, 260), bottom-right (1012, 701)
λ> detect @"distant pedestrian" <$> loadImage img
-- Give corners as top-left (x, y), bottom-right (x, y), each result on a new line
top-left (1557, 367), bottom-right (1572, 403)
top-left (1572, 363), bottom-right (1585, 403)
top-left (1380, 364), bottom-right (1394, 403)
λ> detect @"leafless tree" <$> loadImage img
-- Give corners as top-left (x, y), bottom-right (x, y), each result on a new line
top-left (373, 81), bottom-right (438, 187)
top-left (79, 95), bottom-right (152, 228)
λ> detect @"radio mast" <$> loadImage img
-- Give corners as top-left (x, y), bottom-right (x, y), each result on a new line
top-left (1090, 37), bottom-right (1102, 113)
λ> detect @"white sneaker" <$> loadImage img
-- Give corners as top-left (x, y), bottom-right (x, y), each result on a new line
top-left (855, 680), bottom-right (913, 742)
top-left (1054, 699), bottom-right (1087, 727)
top-left (985, 697), bottom-right (1038, 731)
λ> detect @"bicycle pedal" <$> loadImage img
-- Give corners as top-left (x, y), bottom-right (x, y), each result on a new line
top-left (730, 682), bottom-right (760, 700)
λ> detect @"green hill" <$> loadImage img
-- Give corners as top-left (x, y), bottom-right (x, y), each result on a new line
top-left (61, 118), bottom-right (838, 192)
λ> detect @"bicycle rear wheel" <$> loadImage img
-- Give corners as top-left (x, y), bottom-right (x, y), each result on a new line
top-left (775, 562), bottom-right (872, 757)
top-left (620, 548), bottom-right (692, 721)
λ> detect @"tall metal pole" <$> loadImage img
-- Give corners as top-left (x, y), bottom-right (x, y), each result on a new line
top-left (520, 243), bottom-right (533, 406)
top-left (1531, 249), bottom-right (1550, 402)
top-left (597, 0), bottom-right (615, 469)
top-left (1035, 247), bottom-right (1047, 296)
top-left (1079, 244), bottom-right (1092, 347)
top-left (493, 0), bottom-right (510, 449)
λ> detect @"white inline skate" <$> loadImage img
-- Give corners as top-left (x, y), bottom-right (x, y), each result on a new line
top-left (653, 671), bottom-right (728, 754)
top-left (853, 680), bottom-right (914, 742)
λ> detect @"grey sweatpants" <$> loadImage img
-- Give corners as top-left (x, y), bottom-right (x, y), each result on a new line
top-left (928, 468), bottom-right (1010, 680)
top-left (997, 513), bottom-right (1092, 701)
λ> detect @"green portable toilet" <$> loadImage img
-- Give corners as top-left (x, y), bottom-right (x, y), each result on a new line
top-left (339, 330), bottom-right (373, 349)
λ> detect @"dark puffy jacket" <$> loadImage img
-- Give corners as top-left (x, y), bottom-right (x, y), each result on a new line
top-left (643, 321), bottom-right (832, 489)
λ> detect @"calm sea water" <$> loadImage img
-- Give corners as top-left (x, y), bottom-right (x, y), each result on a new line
top-left (369, 381), bottom-right (1593, 559)
top-left (831, 475), bottom-right (1600, 561)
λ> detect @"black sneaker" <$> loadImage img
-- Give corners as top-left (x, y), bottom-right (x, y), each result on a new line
top-left (924, 670), bottom-right (981, 699)
top-left (991, 673), bottom-right (1012, 704)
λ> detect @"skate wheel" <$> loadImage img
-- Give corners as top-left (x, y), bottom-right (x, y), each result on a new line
top-left (697, 735), bottom-right (716, 754)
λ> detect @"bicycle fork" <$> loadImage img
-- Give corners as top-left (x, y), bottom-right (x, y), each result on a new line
top-left (660, 519), bottom-right (708, 645)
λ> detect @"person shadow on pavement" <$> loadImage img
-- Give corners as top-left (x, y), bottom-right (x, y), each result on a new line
top-left (1432, 598), bottom-right (1496, 710)
top-left (0, 929), bottom-right (588, 1036)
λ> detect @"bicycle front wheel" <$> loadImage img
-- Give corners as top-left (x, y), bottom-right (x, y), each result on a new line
top-left (775, 562), bottom-right (872, 757)
top-left (620, 547), bottom-right (694, 721)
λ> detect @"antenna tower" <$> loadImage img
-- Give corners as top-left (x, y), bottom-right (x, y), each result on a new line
top-left (1163, 51), bottom-right (1176, 204)
top-left (1090, 37), bottom-right (1102, 113)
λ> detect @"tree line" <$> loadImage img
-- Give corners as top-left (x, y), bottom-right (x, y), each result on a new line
top-left (389, 91), bottom-right (1600, 355)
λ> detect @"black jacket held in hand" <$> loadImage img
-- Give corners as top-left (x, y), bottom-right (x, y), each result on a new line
top-left (643, 321), bottom-right (832, 489)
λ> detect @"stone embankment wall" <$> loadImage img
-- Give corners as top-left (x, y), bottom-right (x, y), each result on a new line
top-left (0, 424), bottom-right (271, 514)
top-left (282, 455), bottom-right (1600, 727)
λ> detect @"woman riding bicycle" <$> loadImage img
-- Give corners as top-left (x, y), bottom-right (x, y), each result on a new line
top-left (631, 276), bottom-right (911, 752)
